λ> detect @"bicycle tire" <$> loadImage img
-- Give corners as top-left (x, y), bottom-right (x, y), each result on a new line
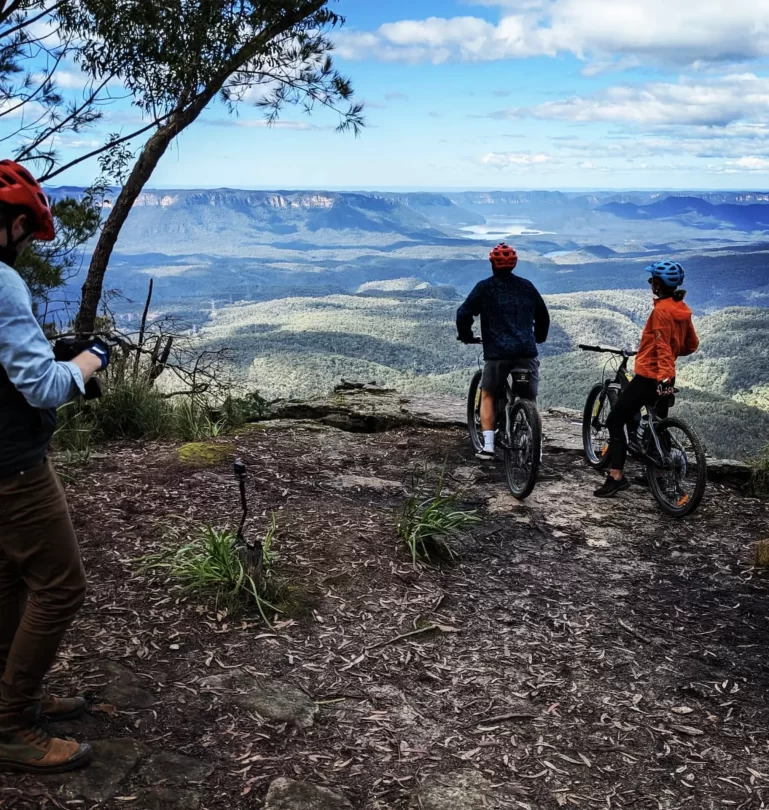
top-left (583, 384), bottom-right (617, 470)
top-left (647, 416), bottom-right (707, 518)
top-left (467, 370), bottom-right (484, 453)
top-left (504, 398), bottom-right (541, 500)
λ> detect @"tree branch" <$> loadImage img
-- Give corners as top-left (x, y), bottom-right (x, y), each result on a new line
top-left (39, 114), bottom-right (167, 182)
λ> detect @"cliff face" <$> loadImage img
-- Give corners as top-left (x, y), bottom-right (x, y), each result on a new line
top-left (27, 387), bottom-right (767, 810)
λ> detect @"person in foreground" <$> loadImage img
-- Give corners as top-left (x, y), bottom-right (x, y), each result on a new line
top-left (456, 243), bottom-right (550, 460)
top-left (0, 160), bottom-right (109, 773)
top-left (594, 260), bottom-right (699, 499)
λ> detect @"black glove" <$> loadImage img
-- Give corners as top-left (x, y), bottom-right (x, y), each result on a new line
top-left (657, 379), bottom-right (675, 398)
top-left (53, 337), bottom-right (110, 400)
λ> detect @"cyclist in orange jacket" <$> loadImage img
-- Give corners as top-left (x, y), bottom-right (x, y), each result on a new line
top-left (594, 261), bottom-right (699, 498)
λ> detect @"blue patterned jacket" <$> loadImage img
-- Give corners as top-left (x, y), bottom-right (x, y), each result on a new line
top-left (456, 272), bottom-right (550, 360)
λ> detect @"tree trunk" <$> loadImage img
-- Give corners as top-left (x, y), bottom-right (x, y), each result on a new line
top-left (73, 3), bottom-right (327, 334)
top-left (74, 125), bottom-right (180, 333)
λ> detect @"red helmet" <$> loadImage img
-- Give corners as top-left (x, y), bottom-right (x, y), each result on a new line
top-left (489, 242), bottom-right (518, 271)
top-left (0, 159), bottom-right (55, 241)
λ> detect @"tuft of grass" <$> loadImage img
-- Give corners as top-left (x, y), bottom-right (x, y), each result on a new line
top-left (751, 448), bottom-right (769, 497)
top-left (54, 401), bottom-right (94, 459)
top-left (93, 382), bottom-right (174, 441)
top-left (140, 517), bottom-right (278, 621)
top-left (397, 473), bottom-right (480, 565)
top-left (173, 398), bottom-right (208, 441)
top-left (755, 539), bottom-right (769, 568)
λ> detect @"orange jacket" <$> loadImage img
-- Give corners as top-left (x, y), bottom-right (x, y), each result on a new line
top-left (634, 296), bottom-right (699, 382)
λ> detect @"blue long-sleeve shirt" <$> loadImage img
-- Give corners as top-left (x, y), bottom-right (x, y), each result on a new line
top-left (0, 264), bottom-right (84, 408)
top-left (457, 272), bottom-right (550, 361)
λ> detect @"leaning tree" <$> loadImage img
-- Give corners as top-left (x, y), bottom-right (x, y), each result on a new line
top-left (57, 0), bottom-right (364, 334)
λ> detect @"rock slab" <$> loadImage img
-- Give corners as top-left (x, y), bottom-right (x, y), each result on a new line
top-left (49, 739), bottom-right (148, 802)
top-left (139, 750), bottom-right (214, 786)
top-left (97, 660), bottom-right (156, 709)
top-left (200, 669), bottom-right (318, 729)
top-left (264, 778), bottom-right (353, 810)
top-left (418, 770), bottom-right (525, 810)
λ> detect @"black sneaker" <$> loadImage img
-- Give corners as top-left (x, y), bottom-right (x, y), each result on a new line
top-left (593, 475), bottom-right (630, 498)
top-left (475, 449), bottom-right (496, 462)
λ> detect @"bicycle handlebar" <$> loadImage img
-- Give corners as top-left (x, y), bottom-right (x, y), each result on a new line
top-left (578, 344), bottom-right (637, 357)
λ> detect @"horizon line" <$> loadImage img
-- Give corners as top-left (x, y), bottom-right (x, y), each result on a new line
top-left (45, 184), bottom-right (769, 194)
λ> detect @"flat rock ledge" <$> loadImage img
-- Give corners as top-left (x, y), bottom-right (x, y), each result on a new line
top-left (45, 741), bottom-right (213, 805)
top-left (199, 669), bottom-right (319, 729)
top-left (267, 389), bottom-right (752, 486)
top-left (417, 770), bottom-right (528, 810)
top-left (264, 778), bottom-right (353, 810)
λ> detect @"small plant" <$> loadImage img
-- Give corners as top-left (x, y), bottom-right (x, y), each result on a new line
top-left (173, 398), bottom-right (208, 441)
top-left (751, 446), bottom-right (769, 497)
top-left (755, 539), bottom-right (769, 568)
top-left (53, 401), bottom-right (94, 456)
top-left (222, 391), bottom-right (269, 427)
top-left (397, 472), bottom-right (480, 565)
top-left (140, 517), bottom-right (278, 621)
top-left (94, 381), bottom-right (174, 441)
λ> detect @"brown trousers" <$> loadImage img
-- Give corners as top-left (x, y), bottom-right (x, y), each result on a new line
top-left (0, 460), bottom-right (86, 714)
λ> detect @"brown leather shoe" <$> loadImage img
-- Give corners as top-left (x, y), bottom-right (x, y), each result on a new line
top-left (40, 695), bottom-right (88, 723)
top-left (0, 707), bottom-right (91, 773)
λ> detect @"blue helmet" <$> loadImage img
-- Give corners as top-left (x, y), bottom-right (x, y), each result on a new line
top-left (646, 260), bottom-right (685, 289)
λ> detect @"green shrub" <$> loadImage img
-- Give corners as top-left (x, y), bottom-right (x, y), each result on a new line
top-left (222, 391), bottom-right (269, 428)
top-left (140, 518), bottom-right (278, 620)
top-left (93, 382), bottom-right (174, 441)
top-left (397, 474), bottom-right (480, 565)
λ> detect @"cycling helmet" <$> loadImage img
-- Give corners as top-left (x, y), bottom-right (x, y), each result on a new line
top-left (489, 242), bottom-right (518, 271)
top-left (0, 159), bottom-right (55, 241)
top-left (646, 260), bottom-right (685, 289)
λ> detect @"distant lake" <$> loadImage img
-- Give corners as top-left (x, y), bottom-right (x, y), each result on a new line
top-left (460, 216), bottom-right (555, 238)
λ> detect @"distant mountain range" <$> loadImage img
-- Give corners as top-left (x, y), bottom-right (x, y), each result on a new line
top-left (601, 196), bottom-right (769, 232)
top-left (44, 185), bottom-right (769, 322)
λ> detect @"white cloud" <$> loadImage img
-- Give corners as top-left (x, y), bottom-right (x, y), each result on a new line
top-left (724, 156), bottom-right (769, 171)
top-left (482, 152), bottom-right (553, 167)
top-left (500, 74), bottom-right (769, 127)
top-left (31, 70), bottom-right (90, 90)
top-left (335, 2), bottom-right (769, 67)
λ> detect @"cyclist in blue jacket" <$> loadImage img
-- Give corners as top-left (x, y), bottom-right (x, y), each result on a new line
top-left (457, 243), bottom-right (550, 460)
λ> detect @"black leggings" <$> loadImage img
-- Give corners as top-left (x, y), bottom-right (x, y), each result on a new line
top-left (606, 375), bottom-right (672, 471)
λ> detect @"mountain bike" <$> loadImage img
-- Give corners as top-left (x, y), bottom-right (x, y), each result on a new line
top-left (580, 344), bottom-right (635, 470)
top-left (579, 344), bottom-right (707, 518)
top-left (466, 353), bottom-right (541, 500)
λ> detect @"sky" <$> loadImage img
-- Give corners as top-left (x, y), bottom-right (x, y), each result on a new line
top-left (9, 0), bottom-right (769, 191)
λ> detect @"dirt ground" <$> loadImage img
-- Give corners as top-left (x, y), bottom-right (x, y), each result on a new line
top-left (2, 414), bottom-right (769, 809)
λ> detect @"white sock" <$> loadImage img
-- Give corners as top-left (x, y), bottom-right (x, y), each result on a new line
top-left (483, 430), bottom-right (495, 452)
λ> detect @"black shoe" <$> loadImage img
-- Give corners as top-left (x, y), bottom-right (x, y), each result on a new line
top-left (476, 449), bottom-right (496, 462)
top-left (593, 475), bottom-right (630, 498)
top-left (633, 474), bottom-right (650, 488)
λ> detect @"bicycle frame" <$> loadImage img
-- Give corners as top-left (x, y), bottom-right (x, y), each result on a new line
top-left (633, 394), bottom-right (677, 468)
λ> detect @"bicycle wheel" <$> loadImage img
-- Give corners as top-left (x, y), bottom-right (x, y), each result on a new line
top-left (583, 384), bottom-right (617, 470)
top-left (504, 399), bottom-right (541, 500)
top-left (467, 370), bottom-right (483, 453)
top-left (647, 416), bottom-right (707, 518)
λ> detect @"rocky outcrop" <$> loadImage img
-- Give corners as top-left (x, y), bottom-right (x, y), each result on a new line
top-left (266, 387), bottom-right (752, 486)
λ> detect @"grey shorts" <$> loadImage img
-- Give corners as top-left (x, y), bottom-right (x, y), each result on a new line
top-left (481, 357), bottom-right (540, 400)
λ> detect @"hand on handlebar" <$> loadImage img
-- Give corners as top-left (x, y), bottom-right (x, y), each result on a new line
top-left (657, 380), bottom-right (675, 397)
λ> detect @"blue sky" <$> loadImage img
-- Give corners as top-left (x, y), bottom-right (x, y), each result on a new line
top-left (10, 0), bottom-right (769, 190)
